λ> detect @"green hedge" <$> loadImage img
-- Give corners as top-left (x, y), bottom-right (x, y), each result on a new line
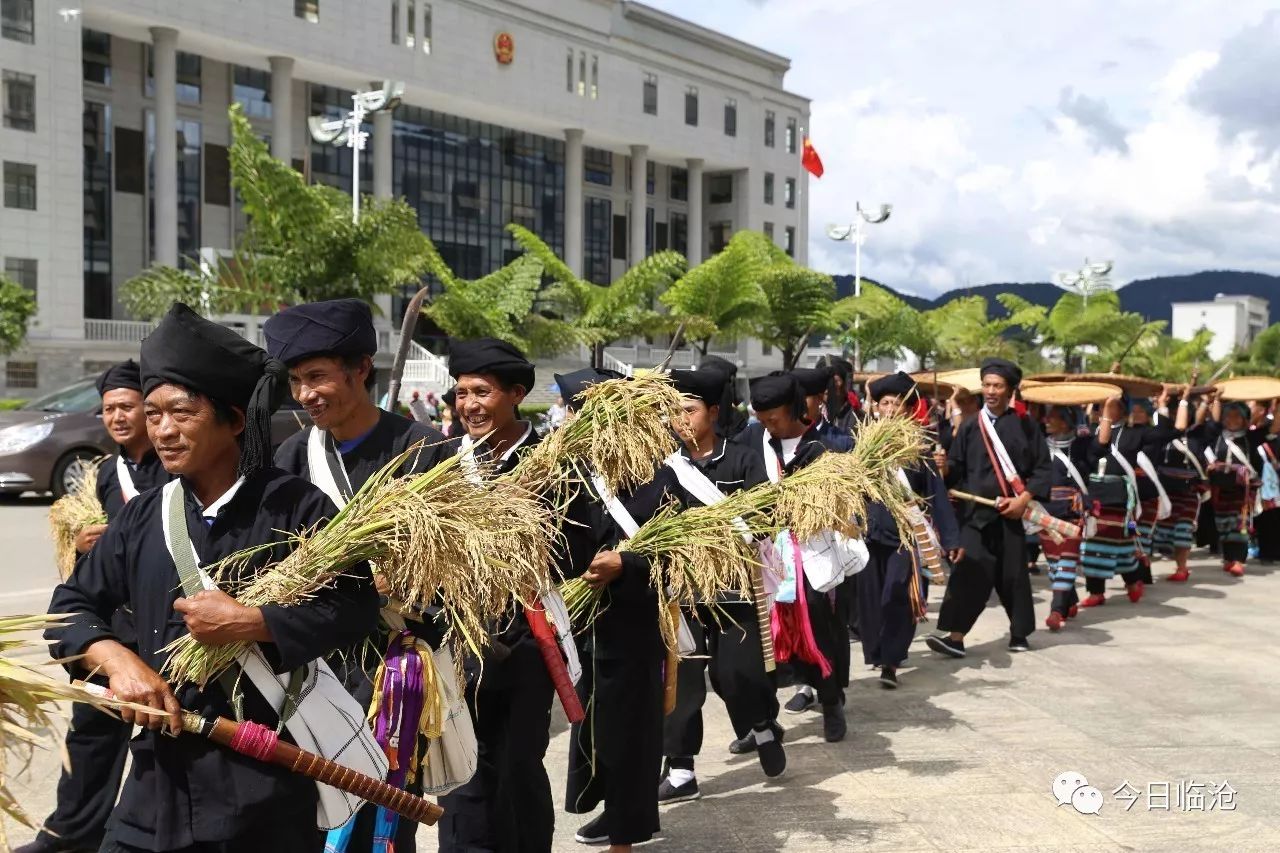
top-left (0, 399), bottom-right (27, 411)
top-left (522, 403), bottom-right (550, 417)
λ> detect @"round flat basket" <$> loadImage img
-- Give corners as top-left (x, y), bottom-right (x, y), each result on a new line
top-left (1215, 376), bottom-right (1280, 402)
top-left (1020, 381), bottom-right (1122, 406)
top-left (1025, 373), bottom-right (1072, 384)
top-left (1071, 373), bottom-right (1163, 397)
top-left (933, 368), bottom-right (983, 393)
top-left (907, 373), bottom-right (956, 398)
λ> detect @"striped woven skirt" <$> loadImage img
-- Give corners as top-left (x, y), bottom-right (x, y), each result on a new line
top-left (1040, 485), bottom-right (1082, 593)
top-left (1135, 496), bottom-right (1162, 560)
top-left (1154, 488), bottom-right (1203, 553)
top-left (1081, 504), bottom-right (1137, 580)
top-left (1212, 484), bottom-right (1252, 562)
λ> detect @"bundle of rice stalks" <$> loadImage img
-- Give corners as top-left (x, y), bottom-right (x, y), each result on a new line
top-left (506, 371), bottom-right (687, 500)
top-left (0, 615), bottom-right (121, 837)
top-left (47, 461), bottom-right (107, 580)
top-left (162, 447), bottom-right (557, 688)
top-left (560, 489), bottom-right (775, 652)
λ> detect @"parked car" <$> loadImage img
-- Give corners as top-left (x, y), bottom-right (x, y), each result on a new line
top-left (0, 378), bottom-right (310, 499)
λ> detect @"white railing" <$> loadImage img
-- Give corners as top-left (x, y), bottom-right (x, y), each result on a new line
top-left (401, 342), bottom-right (451, 388)
top-left (84, 319), bottom-right (157, 343)
top-left (601, 351), bottom-right (634, 377)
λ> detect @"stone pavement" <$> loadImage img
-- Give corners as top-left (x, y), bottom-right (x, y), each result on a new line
top-left (6, 550), bottom-right (1280, 851)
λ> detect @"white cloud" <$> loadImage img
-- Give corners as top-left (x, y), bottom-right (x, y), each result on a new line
top-left (645, 0), bottom-right (1280, 295)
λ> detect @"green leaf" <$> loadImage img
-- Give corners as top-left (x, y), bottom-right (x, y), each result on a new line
top-left (0, 274), bottom-right (36, 355)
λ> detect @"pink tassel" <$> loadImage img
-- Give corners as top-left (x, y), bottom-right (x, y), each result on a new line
top-left (770, 532), bottom-right (832, 677)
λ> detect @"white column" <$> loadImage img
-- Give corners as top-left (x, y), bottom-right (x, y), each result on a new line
top-left (687, 157), bottom-right (704, 265)
top-left (564, 129), bottom-right (585, 277)
top-left (151, 27), bottom-right (179, 268)
top-left (268, 56), bottom-right (294, 163)
top-left (373, 107), bottom-right (394, 200)
top-left (629, 144), bottom-right (648, 267)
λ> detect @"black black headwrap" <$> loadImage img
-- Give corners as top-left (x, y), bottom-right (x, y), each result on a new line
top-left (262, 298), bottom-right (377, 365)
top-left (554, 367), bottom-right (626, 414)
top-left (980, 358), bottom-right (1022, 389)
top-left (671, 368), bottom-right (726, 406)
top-left (140, 303), bottom-right (288, 476)
top-left (750, 371), bottom-right (807, 421)
top-left (699, 355), bottom-right (743, 436)
top-left (96, 359), bottom-right (142, 396)
top-left (448, 337), bottom-right (537, 391)
top-left (823, 356), bottom-right (853, 418)
top-left (790, 365), bottom-right (831, 397)
top-left (868, 371), bottom-right (915, 402)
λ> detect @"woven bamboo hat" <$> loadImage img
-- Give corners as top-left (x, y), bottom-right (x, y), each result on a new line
top-left (1215, 376), bottom-right (1280, 402)
top-left (1028, 372), bottom-right (1162, 397)
top-left (907, 373), bottom-right (956, 397)
top-left (1020, 381), bottom-right (1123, 406)
top-left (933, 368), bottom-right (983, 393)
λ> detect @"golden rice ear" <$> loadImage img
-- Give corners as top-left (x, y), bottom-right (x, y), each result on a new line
top-left (48, 459), bottom-right (108, 580)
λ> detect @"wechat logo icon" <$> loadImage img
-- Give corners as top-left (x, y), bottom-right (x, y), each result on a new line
top-left (1053, 771), bottom-right (1103, 815)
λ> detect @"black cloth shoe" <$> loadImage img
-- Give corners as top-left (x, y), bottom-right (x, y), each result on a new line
top-left (879, 666), bottom-right (899, 689)
top-left (926, 634), bottom-right (966, 658)
top-left (822, 701), bottom-right (847, 742)
top-left (729, 720), bottom-right (784, 755)
top-left (574, 813), bottom-right (610, 845)
top-left (657, 775), bottom-right (701, 804)
top-left (756, 726), bottom-right (787, 778)
top-left (784, 689), bottom-right (817, 714)
top-left (1008, 636), bottom-right (1031, 652)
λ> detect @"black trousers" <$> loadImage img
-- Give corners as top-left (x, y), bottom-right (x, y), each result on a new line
top-left (40, 699), bottom-right (131, 850)
top-left (937, 517), bottom-right (1036, 639)
top-left (437, 645), bottom-right (555, 853)
top-left (1256, 508), bottom-right (1280, 560)
top-left (565, 652), bottom-right (663, 847)
top-left (1085, 571), bottom-right (1140, 595)
top-left (857, 543), bottom-right (917, 668)
top-left (791, 579), bottom-right (850, 706)
top-left (663, 620), bottom-right (708, 765)
top-left (99, 817), bottom-right (322, 853)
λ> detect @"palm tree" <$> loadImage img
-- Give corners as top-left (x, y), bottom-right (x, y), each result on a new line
top-left (751, 243), bottom-right (836, 370)
top-left (660, 230), bottom-right (770, 356)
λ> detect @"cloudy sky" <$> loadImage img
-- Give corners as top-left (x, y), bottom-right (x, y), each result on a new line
top-left (647, 0), bottom-right (1280, 296)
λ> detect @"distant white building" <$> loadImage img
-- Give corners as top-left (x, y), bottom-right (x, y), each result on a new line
top-left (1171, 294), bottom-right (1270, 361)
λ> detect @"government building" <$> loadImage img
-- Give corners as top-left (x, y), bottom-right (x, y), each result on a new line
top-left (0, 0), bottom-right (811, 393)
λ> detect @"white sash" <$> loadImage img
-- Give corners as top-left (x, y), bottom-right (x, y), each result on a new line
top-left (116, 455), bottom-right (140, 503)
top-left (1135, 451), bottom-right (1172, 520)
top-left (662, 452), bottom-right (751, 541)
top-left (590, 471), bottom-right (697, 655)
top-left (1222, 434), bottom-right (1253, 471)
top-left (978, 411), bottom-right (1023, 490)
top-left (1049, 446), bottom-right (1089, 497)
top-left (761, 432), bottom-right (783, 485)
top-left (1170, 438), bottom-right (1208, 480)
top-left (306, 426), bottom-right (354, 509)
top-left (160, 481), bottom-right (387, 830)
top-left (1104, 438), bottom-right (1142, 519)
top-left (458, 428), bottom-right (580, 684)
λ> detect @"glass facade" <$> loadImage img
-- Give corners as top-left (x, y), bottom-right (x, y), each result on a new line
top-left (670, 212), bottom-right (688, 256)
top-left (84, 102), bottom-right (112, 319)
top-left (233, 66), bottom-right (272, 120)
top-left (392, 104), bottom-right (564, 280)
top-left (585, 147), bottom-right (612, 186)
top-left (146, 111), bottom-right (202, 265)
top-left (83, 29), bottom-right (111, 86)
top-left (309, 84), bottom-right (372, 195)
top-left (145, 47), bottom-right (202, 104)
top-left (584, 196), bottom-right (611, 285)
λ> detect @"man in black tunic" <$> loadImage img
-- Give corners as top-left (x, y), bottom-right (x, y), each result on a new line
top-left (46, 303), bottom-right (379, 853)
top-left (21, 361), bottom-right (170, 853)
top-left (263, 299), bottom-right (449, 853)
top-left (437, 339), bottom-right (596, 853)
top-left (734, 373), bottom-right (851, 742)
top-left (658, 368), bottom-right (784, 806)
top-left (926, 358), bottom-right (1051, 658)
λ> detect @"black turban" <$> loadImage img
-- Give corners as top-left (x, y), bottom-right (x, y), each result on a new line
top-left (791, 365), bottom-right (831, 397)
top-left (448, 337), bottom-right (536, 391)
top-left (262, 298), bottom-right (377, 365)
top-left (96, 359), bottom-right (141, 396)
top-left (868, 371), bottom-right (915, 402)
top-left (671, 368), bottom-right (726, 406)
top-left (699, 354), bottom-right (738, 379)
top-left (980, 358), bottom-right (1022, 389)
top-left (141, 303), bottom-right (287, 476)
top-left (750, 371), bottom-right (806, 420)
top-left (554, 367), bottom-right (626, 413)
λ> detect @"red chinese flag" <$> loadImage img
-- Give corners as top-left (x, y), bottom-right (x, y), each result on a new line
top-left (801, 137), bottom-right (824, 178)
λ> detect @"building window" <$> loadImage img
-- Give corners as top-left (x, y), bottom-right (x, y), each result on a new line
top-left (578, 52), bottom-right (586, 97)
top-left (645, 206), bottom-right (655, 256)
top-left (3, 161), bottom-right (35, 209)
top-left (685, 86), bottom-right (698, 127)
top-left (708, 174), bottom-right (733, 205)
top-left (611, 213), bottom-right (628, 261)
top-left (784, 225), bottom-right (795, 257)
top-left (3, 70), bottom-right (34, 131)
top-left (391, 0), bottom-right (400, 45)
top-left (763, 172), bottom-right (774, 205)
top-left (421, 3), bottom-right (432, 54)
top-left (763, 221), bottom-right (774, 241)
top-left (785, 117), bottom-right (797, 154)
top-left (709, 221), bottom-right (731, 255)
top-left (84, 101), bottom-right (112, 319)
top-left (4, 257), bottom-right (35, 293)
top-left (590, 55), bottom-right (598, 99)
top-left (764, 110), bottom-right (775, 147)
top-left (5, 361), bottom-right (37, 390)
top-left (146, 113), bottom-right (202, 264)
top-left (145, 47), bottom-right (202, 104)
top-left (295, 0), bottom-right (320, 23)
top-left (669, 166), bottom-right (687, 202)
top-left (670, 211), bottom-right (688, 256)
top-left (1, 0), bottom-right (33, 44)
top-left (584, 147), bottom-right (612, 186)
top-left (232, 66), bottom-right (272, 120)
top-left (724, 98), bottom-right (737, 137)
top-left (406, 0), bottom-right (416, 47)
top-left (642, 72), bottom-right (657, 116)
top-left (566, 48), bottom-right (574, 93)
top-left (784, 177), bottom-right (796, 209)
top-left (83, 29), bottom-right (111, 86)
top-left (584, 197), bottom-right (612, 284)
top-left (647, 161), bottom-right (655, 195)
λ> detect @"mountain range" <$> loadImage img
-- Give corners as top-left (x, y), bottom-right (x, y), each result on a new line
top-left (832, 270), bottom-right (1280, 326)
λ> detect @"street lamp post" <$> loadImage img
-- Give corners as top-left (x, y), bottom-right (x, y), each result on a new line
top-left (1053, 258), bottom-right (1113, 307)
top-left (307, 81), bottom-right (404, 223)
top-left (827, 202), bottom-right (892, 372)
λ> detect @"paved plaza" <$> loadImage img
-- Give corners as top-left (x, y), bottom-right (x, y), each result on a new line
top-left (3, 496), bottom-right (1279, 851)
